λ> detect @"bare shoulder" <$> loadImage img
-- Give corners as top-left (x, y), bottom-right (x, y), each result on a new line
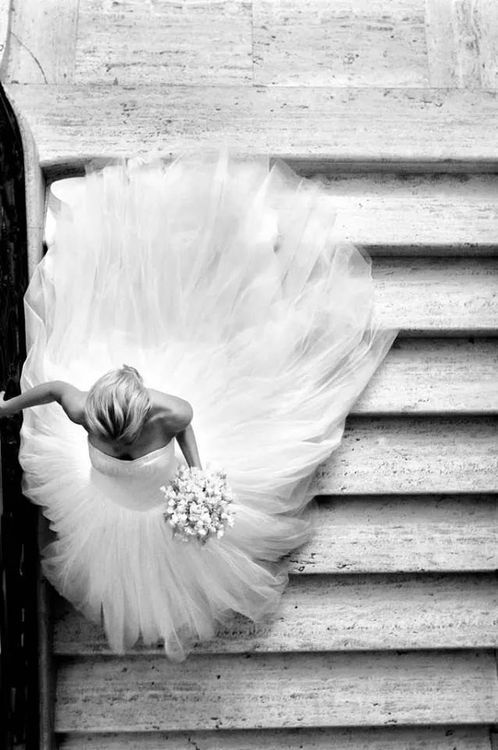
top-left (148, 389), bottom-right (193, 432)
top-left (52, 381), bottom-right (87, 425)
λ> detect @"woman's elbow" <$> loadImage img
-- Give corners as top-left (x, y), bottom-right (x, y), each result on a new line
top-left (179, 399), bottom-right (194, 427)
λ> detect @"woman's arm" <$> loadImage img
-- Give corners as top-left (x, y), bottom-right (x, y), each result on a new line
top-left (0, 382), bottom-right (61, 416)
top-left (0, 381), bottom-right (86, 423)
top-left (176, 422), bottom-right (202, 470)
top-left (150, 389), bottom-right (202, 470)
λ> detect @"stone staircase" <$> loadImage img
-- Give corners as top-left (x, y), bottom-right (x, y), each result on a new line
top-left (1, 0), bottom-right (497, 747)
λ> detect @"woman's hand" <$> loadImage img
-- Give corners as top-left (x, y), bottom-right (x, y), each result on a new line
top-left (0, 391), bottom-right (16, 418)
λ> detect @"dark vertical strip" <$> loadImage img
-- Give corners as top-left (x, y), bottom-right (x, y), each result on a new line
top-left (0, 84), bottom-right (38, 750)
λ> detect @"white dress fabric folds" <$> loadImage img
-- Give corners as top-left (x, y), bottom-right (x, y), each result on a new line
top-left (19, 149), bottom-right (397, 660)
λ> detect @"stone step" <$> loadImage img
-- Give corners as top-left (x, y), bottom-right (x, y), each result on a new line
top-left (354, 338), bottom-right (498, 415)
top-left (5, 84), bottom-right (498, 171)
top-left (371, 258), bottom-right (498, 334)
top-left (292, 495), bottom-right (498, 574)
top-left (314, 417), bottom-right (497, 494)
top-left (317, 173), bottom-right (498, 254)
top-left (55, 650), bottom-right (498, 732)
top-left (53, 573), bottom-right (498, 655)
top-left (55, 725), bottom-right (498, 750)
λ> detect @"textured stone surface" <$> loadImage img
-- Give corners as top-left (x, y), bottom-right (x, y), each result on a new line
top-left (5, 0), bottom-right (498, 89)
top-left (54, 573), bottom-right (498, 654)
top-left (55, 650), bottom-right (498, 731)
top-left (291, 495), bottom-right (498, 574)
top-left (5, 84), bottom-right (498, 167)
top-left (355, 338), bottom-right (498, 414)
top-left (56, 726), bottom-right (496, 750)
top-left (314, 416), bottom-right (498, 494)
top-left (372, 258), bottom-right (498, 333)
top-left (4, 1), bottom-right (498, 746)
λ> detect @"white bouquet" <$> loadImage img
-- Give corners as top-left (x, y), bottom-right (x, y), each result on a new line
top-left (160, 466), bottom-right (235, 545)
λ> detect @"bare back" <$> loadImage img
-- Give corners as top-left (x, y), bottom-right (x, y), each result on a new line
top-left (58, 383), bottom-right (192, 461)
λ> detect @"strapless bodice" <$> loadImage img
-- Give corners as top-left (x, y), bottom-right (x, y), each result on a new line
top-left (88, 440), bottom-right (176, 477)
top-left (88, 440), bottom-right (177, 511)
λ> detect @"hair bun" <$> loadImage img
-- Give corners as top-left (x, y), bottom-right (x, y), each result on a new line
top-left (86, 366), bottom-right (150, 443)
top-left (121, 364), bottom-right (143, 382)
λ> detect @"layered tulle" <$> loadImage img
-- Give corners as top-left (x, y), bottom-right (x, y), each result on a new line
top-left (19, 149), bottom-right (397, 659)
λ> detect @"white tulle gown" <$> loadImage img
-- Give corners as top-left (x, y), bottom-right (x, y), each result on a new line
top-left (19, 149), bottom-right (396, 660)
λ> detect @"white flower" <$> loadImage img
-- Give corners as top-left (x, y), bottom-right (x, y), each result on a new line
top-left (160, 466), bottom-right (235, 545)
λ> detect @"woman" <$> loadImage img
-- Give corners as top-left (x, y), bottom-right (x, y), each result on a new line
top-left (1, 366), bottom-right (202, 466)
top-left (0, 149), bottom-right (397, 660)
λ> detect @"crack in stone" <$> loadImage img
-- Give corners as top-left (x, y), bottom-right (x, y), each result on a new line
top-left (11, 31), bottom-right (48, 83)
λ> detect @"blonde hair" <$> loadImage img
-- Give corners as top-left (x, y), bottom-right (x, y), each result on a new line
top-left (85, 365), bottom-right (151, 444)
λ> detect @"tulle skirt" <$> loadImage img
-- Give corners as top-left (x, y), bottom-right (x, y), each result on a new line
top-left (19, 149), bottom-right (397, 659)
